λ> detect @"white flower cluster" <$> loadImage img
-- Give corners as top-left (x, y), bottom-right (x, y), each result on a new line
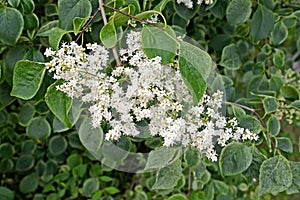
top-left (176, 0), bottom-right (214, 9)
top-left (44, 31), bottom-right (258, 161)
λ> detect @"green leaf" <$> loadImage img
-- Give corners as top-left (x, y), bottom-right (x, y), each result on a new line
top-left (16, 155), bottom-right (35, 171)
top-left (145, 146), bottom-right (182, 170)
top-left (24, 13), bottom-right (39, 30)
top-left (49, 135), bottom-right (68, 156)
top-left (152, 159), bottom-right (182, 190)
top-left (272, 48), bottom-right (285, 69)
top-left (19, 103), bottom-right (35, 126)
top-left (0, 143), bottom-right (15, 158)
top-left (238, 115), bottom-right (261, 134)
top-left (184, 147), bottom-right (200, 167)
top-left (0, 158), bottom-right (14, 173)
top-left (267, 114), bottom-right (280, 136)
top-left (78, 117), bottom-right (104, 155)
top-left (19, 174), bottom-right (39, 194)
top-left (219, 142), bottom-right (253, 176)
top-left (36, 20), bottom-right (59, 37)
top-left (142, 25), bottom-right (177, 64)
top-left (49, 27), bottom-right (69, 50)
top-left (263, 97), bottom-right (278, 114)
top-left (113, 5), bottom-right (135, 27)
top-left (20, 0), bottom-right (34, 14)
top-left (26, 117), bottom-right (51, 139)
top-left (287, 161), bottom-right (300, 194)
top-left (259, 155), bottom-right (292, 195)
top-left (82, 178), bottom-right (99, 197)
top-left (0, 7), bottom-right (24, 45)
top-left (45, 81), bottom-right (72, 128)
top-left (8, 0), bottom-right (20, 7)
top-left (100, 20), bottom-right (117, 48)
top-left (11, 60), bottom-right (46, 100)
top-left (73, 17), bottom-right (89, 35)
top-left (220, 44), bottom-right (242, 70)
top-left (277, 137), bottom-right (293, 153)
top-left (280, 85), bottom-right (299, 101)
top-left (105, 186), bottom-right (120, 195)
top-left (0, 187), bottom-right (14, 200)
top-left (226, 0), bottom-right (252, 25)
top-left (166, 194), bottom-right (188, 200)
top-left (58, 0), bottom-right (92, 30)
top-left (271, 20), bottom-right (288, 45)
top-left (250, 5), bottom-right (275, 40)
top-left (154, 0), bottom-right (171, 12)
top-left (291, 100), bottom-right (300, 110)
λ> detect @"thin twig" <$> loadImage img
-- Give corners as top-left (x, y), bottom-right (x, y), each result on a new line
top-left (102, 3), bottom-right (165, 30)
top-left (99, 0), bottom-right (121, 66)
top-left (75, 9), bottom-right (100, 42)
top-left (223, 101), bottom-right (266, 127)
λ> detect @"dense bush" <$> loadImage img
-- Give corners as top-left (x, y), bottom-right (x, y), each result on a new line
top-left (0, 0), bottom-right (300, 199)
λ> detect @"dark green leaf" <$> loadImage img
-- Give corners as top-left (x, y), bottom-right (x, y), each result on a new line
top-left (82, 178), bottom-right (99, 197)
top-left (100, 20), bottom-right (117, 48)
top-left (250, 5), bottom-right (275, 40)
top-left (0, 7), bottom-right (24, 45)
top-left (49, 135), bottom-right (68, 156)
top-left (26, 117), bottom-right (51, 139)
top-left (8, 0), bottom-right (20, 7)
top-left (226, 0), bottom-right (252, 25)
top-left (20, 0), bottom-right (34, 14)
top-left (219, 142), bottom-right (253, 176)
top-left (184, 147), bottom-right (200, 167)
top-left (19, 103), bottom-right (35, 126)
top-left (280, 85), bottom-right (299, 101)
top-left (24, 13), bottom-right (39, 30)
top-left (277, 137), bottom-right (293, 153)
top-left (16, 155), bottom-right (35, 171)
top-left (0, 187), bottom-right (14, 200)
top-left (259, 155), bottom-right (292, 195)
top-left (291, 100), bottom-right (300, 110)
top-left (45, 81), bottom-right (72, 128)
top-left (11, 60), bottom-right (46, 100)
top-left (220, 44), bottom-right (242, 70)
top-left (142, 25), bottom-right (177, 64)
top-left (267, 114), bottom-right (280, 136)
top-left (152, 159), bottom-right (182, 190)
top-left (58, 0), bottom-right (92, 30)
top-left (272, 48), bottom-right (285, 69)
top-left (0, 143), bottom-right (15, 158)
top-left (174, 0), bottom-right (200, 20)
top-left (271, 20), bottom-right (288, 45)
top-left (238, 115), bottom-right (261, 134)
top-left (113, 5), bottom-right (135, 27)
top-left (19, 174), bottom-right (39, 194)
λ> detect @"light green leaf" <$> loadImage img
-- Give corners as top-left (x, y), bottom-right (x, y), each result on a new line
top-left (8, 0), bottom-right (20, 7)
top-left (277, 137), bottom-right (293, 153)
top-left (271, 20), bottom-right (288, 45)
top-left (58, 0), bottom-right (92, 30)
top-left (49, 27), bottom-right (69, 50)
top-left (286, 161), bottom-right (300, 194)
top-left (259, 155), bottom-right (292, 195)
top-left (26, 117), bottom-right (51, 139)
top-left (263, 97), bottom-right (279, 114)
top-left (166, 194), bottom-right (188, 200)
top-left (78, 117), bottom-right (104, 155)
top-left (267, 114), bottom-right (280, 136)
top-left (154, 0), bottom-right (171, 12)
top-left (100, 20), bottom-right (117, 48)
top-left (250, 5), bottom-right (275, 40)
top-left (142, 25), bottom-right (177, 64)
top-left (0, 7), bottom-right (24, 45)
top-left (220, 44), bottom-right (242, 70)
top-left (45, 81), bottom-right (72, 128)
top-left (0, 187), bottom-right (14, 200)
top-left (11, 61), bottom-right (46, 100)
top-left (226, 0), bottom-right (252, 25)
top-left (19, 174), bottom-right (39, 194)
top-left (73, 17), bottom-right (89, 35)
top-left (152, 159), bottom-right (182, 190)
top-left (219, 142), bottom-right (253, 176)
top-left (145, 146), bottom-right (182, 170)
top-left (291, 100), bottom-right (300, 110)
top-left (113, 5), bottom-right (135, 27)
top-left (105, 186), bottom-right (120, 195)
